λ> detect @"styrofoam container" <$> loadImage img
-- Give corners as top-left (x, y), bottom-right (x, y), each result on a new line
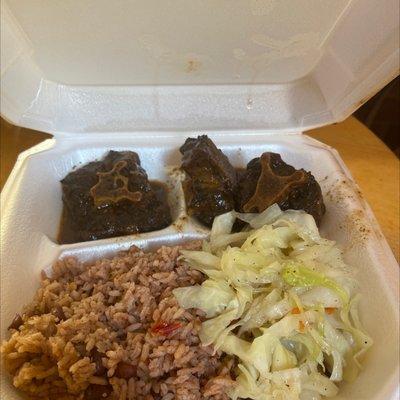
top-left (1, 1), bottom-right (399, 399)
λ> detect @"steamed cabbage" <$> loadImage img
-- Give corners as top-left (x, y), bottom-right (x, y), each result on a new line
top-left (173, 205), bottom-right (372, 400)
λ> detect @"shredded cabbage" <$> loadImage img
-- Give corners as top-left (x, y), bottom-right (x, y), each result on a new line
top-left (172, 279), bottom-right (235, 318)
top-left (282, 263), bottom-right (350, 307)
top-left (173, 205), bottom-right (372, 400)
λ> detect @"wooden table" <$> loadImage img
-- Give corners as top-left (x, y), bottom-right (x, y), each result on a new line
top-left (1, 116), bottom-right (399, 260)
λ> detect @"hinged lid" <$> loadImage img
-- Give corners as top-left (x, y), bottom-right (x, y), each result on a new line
top-left (1, 0), bottom-right (399, 134)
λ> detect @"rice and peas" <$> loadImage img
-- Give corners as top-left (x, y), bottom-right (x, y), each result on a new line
top-left (1, 244), bottom-right (233, 400)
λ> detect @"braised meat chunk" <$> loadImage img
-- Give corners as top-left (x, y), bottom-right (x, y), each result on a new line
top-left (180, 135), bottom-right (237, 227)
top-left (180, 137), bottom-right (326, 227)
top-left (59, 150), bottom-right (171, 244)
top-left (237, 152), bottom-right (325, 225)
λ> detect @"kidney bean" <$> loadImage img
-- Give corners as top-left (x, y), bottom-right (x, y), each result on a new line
top-left (85, 384), bottom-right (113, 399)
top-left (115, 362), bottom-right (137, 379)
top-left (8, 314), bottom-right (23, 330)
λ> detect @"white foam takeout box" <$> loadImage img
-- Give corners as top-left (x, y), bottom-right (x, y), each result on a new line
top-left (1, 1), bottom-right (399, 399)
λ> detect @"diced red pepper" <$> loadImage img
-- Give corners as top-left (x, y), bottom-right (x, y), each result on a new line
top-left (291, 307), bottom-right (301, 314)
top-left (325, 307), bottom-right (336, 315)
top-left (151, 321), bottom-right (181, 336)
top-left (298, 320), bottom-right (305, 332)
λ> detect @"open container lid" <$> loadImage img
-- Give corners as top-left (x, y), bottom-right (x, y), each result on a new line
top-left (1, 0), bottom-right (399, 134)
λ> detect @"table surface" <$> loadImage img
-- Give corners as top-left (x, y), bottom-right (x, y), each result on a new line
top-left (1, 116), bottom-right (399, 260)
